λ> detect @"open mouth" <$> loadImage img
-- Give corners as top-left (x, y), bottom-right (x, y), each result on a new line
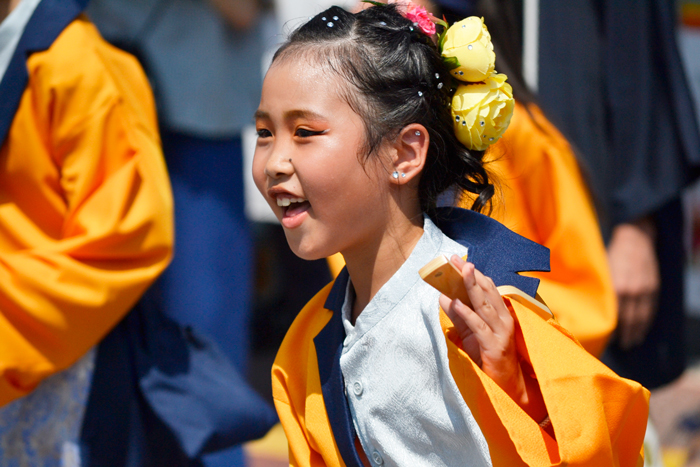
top-left (277, 197), bottom-right (311, 219)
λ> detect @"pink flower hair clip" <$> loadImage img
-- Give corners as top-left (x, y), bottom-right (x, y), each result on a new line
top-left (363, 0), bottom-right (446, 37)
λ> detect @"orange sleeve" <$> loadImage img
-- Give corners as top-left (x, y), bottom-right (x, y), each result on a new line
top-left (463, 102), bottom-right (617, 356)
top-left (0, 18), bottom-right (173, 406)
top-left (272, 284), bottom-right (347, 467)
top-left (272, 397), bottom-right (324, 467)
top-left (442, 299), bottom-right (648, 466)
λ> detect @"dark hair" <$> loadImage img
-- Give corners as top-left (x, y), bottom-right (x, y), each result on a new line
top-left (271, 5), bottom-right (494, 214)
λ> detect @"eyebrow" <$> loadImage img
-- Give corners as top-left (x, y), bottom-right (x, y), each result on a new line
top-left (254, 109), bottom-right (327, 121)
top-left (254, 110), bottom-right (270, 121)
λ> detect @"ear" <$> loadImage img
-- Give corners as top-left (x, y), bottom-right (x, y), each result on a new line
top-left (390, 124), bottom-right (429, 184)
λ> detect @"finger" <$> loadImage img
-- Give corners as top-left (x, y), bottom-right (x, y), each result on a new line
top-left (449, 298), bottom-right (499, 351)
top-left (441, 295), bottom-right (481, 365)
top-left (472, 268), bottom-right (514, 334)
top-left (449, 254), bottom-right (467, 270)
top-left (458, 261), bottom-right (502, 334)
top-left (449, 255), bottom-right (472, 308)
top-left (628, 295), bottom-right (648, 348)
top-left (439, 293), bottom-right (473, 340)
top-left (626, 296), bottom-right (644, 348)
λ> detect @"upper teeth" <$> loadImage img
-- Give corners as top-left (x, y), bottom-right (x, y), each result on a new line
top-left (277, 197), bottom-right (306, 207)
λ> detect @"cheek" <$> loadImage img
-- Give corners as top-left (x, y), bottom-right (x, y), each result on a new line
top-left (293, 158), bottom-right (339, 199)
top-left (252, 150), bottom-right (268, 194)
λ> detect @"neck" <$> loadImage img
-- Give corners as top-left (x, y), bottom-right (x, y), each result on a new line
top-left (0, 0), bottom-right (21, 23)
top-left (343, 207), bottom-right (424, 323)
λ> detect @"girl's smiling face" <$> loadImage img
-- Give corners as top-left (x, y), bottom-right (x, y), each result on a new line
top-left (253, 58), bottom-right (393, 260)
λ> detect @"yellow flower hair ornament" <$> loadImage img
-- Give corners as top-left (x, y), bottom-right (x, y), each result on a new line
top-left (438, 16), bottom-right (514, 151)
top-left (361, 3), bottom-right (513, 151)
top-left (451, 73), bottom-right (514, 151)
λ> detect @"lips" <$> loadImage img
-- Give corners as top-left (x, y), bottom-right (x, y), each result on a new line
top-left (280, 199), bottom-right (310, 229)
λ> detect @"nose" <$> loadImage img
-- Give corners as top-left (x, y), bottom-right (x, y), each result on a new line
top-left (263, 144), bottom-right (294, 179)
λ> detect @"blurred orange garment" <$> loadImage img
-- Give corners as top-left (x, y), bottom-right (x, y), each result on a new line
top-left (0, 17), bottom-right (173, 407)
top-left (272, 282), bottom-right (648, 467)
top-left (461, 102), bottom-right (617, 357)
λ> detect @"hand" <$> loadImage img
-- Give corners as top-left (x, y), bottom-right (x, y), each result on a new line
top-left (607, 219), bottom-right (660, 350)
top-left (438, 255), bottom-right (544, 418)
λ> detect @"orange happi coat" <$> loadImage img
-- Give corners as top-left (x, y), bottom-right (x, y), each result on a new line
top-left (0, 16), bottom-right (173, 406)
top-left (274, 264), bottom-right (647, 465)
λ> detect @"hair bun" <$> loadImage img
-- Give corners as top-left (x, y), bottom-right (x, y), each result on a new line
top-left (310, 6), bottom-right (353, 32)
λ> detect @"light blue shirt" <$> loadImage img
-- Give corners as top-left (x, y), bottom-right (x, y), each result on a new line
top-left (340, 216), bottom-right (492, 467)
top-left (0, 0), bottom-right (41, 81)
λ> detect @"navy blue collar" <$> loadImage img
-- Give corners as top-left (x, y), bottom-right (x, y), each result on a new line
top-left (316, 207), bottom-right (550, 465)
top-left (0, 0), bottom-right (88, 145)
top-left (313, 268), bottom-right (365, 467)
top-left (324, 207), bottom-right (550, 312)
top-left (429, 206), bottom-right (550, 296)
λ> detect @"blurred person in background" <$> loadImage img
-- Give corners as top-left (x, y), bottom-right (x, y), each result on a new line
top-left (87, 1), bottom-right (278, 466)
top-left (0, 0), bottom-right (174, 464)
top-left (535, 0), bottom-right (700, 390)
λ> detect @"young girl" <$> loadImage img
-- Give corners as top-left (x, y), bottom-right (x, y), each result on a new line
top-left (253, 4), bottom-right (648, 466)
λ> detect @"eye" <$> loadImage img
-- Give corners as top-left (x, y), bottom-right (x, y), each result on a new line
top-left (295, 128), bottom-right (325, 138)
top-left (256, 128), bottom-right (272, 138)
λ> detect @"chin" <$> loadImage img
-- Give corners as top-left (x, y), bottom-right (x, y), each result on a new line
top-left (284, 234), bottom-right (334, 262)
top-left (288, 244), bottom-right (329, 262)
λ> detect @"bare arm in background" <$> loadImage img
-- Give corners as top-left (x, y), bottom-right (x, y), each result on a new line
top-left (607, 217), bottom-right (660, 349)
top-left (208, 0), bottom-right (259, 30)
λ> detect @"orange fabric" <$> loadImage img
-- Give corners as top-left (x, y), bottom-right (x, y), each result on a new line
top-left (462, 102), bottom-right (617, 356)
top-left (441, 298), bottom-right (648, 466)
top-left (326, 253), bottom-right (345, 279)
top-left (272, 282), bottom-right (648, 466)
top-left (0, 17), bottom-right (173, 406)
top-left (272, 282), bottom-right (347, 467)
